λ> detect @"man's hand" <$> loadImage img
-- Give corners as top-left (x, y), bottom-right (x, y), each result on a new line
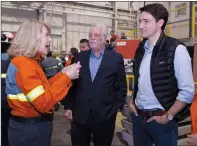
top-left (188, 134), bottom-right (197, 145)
top-left (64, 109), bottom-right (73, 121)
top-left (147, 114), bottom-right (169, 124)
top-left (129, 99), bottom-right (138, 116)
top-left (62, 61), bottom-right (81, 80)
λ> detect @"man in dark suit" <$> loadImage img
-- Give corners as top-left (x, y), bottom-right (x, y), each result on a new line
top-left (64, 24), bottom-right (127, 145)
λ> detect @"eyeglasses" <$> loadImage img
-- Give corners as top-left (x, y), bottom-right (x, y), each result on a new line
top-left (89, 33), bottom-right (105, 38)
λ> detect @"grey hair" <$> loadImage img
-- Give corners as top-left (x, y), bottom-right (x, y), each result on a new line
top-left (91, 24), bottom-right (108, 39)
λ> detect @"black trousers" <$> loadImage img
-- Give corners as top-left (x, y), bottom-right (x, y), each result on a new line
top-left (1, 108), bottom-right (11, 146)
top-left (8, 119), bottom-right (53, 146)
top-left (71, 114), bottom-right (116, 146)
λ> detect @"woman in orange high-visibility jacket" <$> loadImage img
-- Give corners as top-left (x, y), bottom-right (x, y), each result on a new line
top-left (6, 20), bottom-right (81, 146)
top-left (188, 90), bottom-right (197, 145)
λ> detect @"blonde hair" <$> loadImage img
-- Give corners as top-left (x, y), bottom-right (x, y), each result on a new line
top-left (7, 19), bottom-right (51, 58)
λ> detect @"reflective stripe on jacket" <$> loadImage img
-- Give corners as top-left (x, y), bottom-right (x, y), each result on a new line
top-left (6, 56), bottom-right (72, 117)
top-left (41, 57), bottom-right (63, 78)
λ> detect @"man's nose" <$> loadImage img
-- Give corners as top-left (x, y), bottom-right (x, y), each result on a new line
top-left (139, 22), bottom-right (144, 29)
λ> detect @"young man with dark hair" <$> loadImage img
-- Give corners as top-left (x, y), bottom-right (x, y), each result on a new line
top-left (79, 39), bottom-right (90, 51)
top-left (129, 3), bottom-right (195, 146)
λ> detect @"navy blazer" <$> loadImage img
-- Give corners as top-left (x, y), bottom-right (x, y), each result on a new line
top-left (64, 49), bottom-right (127, 124)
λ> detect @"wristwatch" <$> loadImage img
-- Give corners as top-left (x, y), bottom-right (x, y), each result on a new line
top-left (165, 112), bottom-right (174, 121)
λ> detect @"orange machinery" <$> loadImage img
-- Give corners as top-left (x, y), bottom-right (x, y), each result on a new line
top-left (116, 39), bottom-right (140, 93)
top-left (116, 39), bottom-right (141, 59)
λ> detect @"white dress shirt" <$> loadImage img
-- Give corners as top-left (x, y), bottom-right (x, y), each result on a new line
top-left (135, 41), bottom-right (195, 110)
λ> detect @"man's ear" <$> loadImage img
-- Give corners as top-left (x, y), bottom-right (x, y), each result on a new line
top-left (157, 19), bottom-right (164, 29)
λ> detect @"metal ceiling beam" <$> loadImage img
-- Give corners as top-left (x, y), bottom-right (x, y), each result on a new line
top-left (49, 2), bottom-right (136, 18)
top-left (2, 2), bottom-right (137, 22)
top-left (42, 7), bottom-right (136, 22)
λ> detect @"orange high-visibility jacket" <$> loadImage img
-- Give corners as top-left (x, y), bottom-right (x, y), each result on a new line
top-left (6, 56), bottom-right (72, 117)
top-left (191, 92), bottom-right (197, 134)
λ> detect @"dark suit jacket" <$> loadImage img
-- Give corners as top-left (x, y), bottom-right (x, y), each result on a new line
top-left (64, 49), bottom-right (127, 125)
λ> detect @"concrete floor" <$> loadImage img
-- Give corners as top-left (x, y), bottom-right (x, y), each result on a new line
top-left (51, 105), bottom-right (126, 146)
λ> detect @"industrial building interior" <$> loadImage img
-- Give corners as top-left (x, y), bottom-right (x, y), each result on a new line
top-left (1, 1), bottom-right (197, 146)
